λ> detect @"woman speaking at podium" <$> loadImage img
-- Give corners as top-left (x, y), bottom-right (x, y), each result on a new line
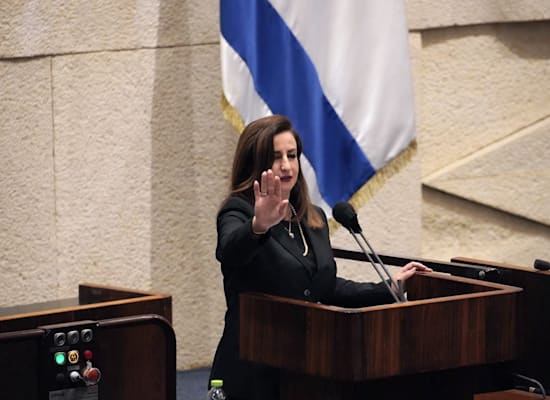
top-left (209, 115), bottom-right (430, 400)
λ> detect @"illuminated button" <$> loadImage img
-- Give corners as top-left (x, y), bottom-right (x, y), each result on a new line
top-left (81, 329), bottom-right (93, 343)
top-left (54, 352), bottom-right (66, 366)
top-left (67, 330), bottom-right (79, 345)
top-left (83, 350), bottom-right (93, 360)
top-left (53, 332), bottom-right (66, 347)
top-left (67, 350), bottom-right (79, 364)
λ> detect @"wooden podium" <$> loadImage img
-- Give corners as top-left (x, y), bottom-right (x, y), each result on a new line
top-left (239, 271), bottom-right (522, 400)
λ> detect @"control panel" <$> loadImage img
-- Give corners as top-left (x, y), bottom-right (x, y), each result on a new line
top-left (39, 320), bottom-right (101, 399)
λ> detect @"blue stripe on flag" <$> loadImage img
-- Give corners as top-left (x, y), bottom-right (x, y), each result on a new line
top-left (220, 0), bottom-right (376, 206)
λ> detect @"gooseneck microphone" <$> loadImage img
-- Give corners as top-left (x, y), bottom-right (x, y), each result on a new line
top-left (333, 202), bottom-right (404, 303)
top-left (332, 202), bottom-right (362, 234)
top-left (534, 259), bottom-right (550, 271)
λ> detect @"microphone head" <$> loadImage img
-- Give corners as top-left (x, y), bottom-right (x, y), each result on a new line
top-left (332, 202), bottom-right (362, 233)
top-left (534, 259), bottom-right (550, 271)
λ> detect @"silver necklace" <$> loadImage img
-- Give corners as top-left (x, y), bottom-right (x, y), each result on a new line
top-left (286, 204), bottom-right (309, 257)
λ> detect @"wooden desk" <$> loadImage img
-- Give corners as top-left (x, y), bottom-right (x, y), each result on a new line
top-left (452, 257), bottom-right (550, 393)
top-left (476, 390), bottom-right (544, 400)
top-left (0, 282), bottom-right (172, 332)
top-left (0, 283), bottom-right (174, 400)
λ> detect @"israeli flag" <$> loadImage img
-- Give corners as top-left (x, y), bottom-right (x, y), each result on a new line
top-left (220, 0), bottom-right (416, 217)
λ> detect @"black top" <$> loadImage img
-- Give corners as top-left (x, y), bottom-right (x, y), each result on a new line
top-left (209, 196), bottom-right (395, 400)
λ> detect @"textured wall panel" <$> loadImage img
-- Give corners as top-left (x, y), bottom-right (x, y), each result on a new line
top-left (53, 50), bottom-right (154, 296)
top-left (417, 21), bottom-right (550, 267)
top-left (0, 58), bottom-right (57, 306)
top-left (418, 22), bottom-right (550, 178)
top-left (422, 188), bottom-right (550, 267)
top-left (0, 0), bottom-right (218, 58)
top-left (407, 0), bottom-right (550, 30)
top-left (425, 117), bottom-right (550, 225)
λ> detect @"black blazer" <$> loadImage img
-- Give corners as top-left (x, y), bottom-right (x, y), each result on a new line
top-left (210, 196), bottom-right (394, 400)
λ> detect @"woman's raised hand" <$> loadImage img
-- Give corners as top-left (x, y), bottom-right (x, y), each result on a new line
top-left (252, 170), bottom-right (289, 234)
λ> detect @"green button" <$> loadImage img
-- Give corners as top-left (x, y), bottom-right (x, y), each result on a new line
top-left (54, 352), bottom-right (66, 366)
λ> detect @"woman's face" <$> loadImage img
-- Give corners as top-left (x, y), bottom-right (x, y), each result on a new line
top-left (272, 131), bottom-right (299, 200)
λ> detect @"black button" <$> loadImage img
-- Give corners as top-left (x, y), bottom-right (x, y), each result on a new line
top-left (304, 289), bottom-right (311, 297)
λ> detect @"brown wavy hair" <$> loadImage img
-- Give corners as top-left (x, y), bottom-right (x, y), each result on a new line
top-left (228, 115), bottom-right (323, 228)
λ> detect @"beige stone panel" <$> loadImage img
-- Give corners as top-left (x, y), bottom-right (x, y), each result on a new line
top-left (407, 0), bottom-right (550, 30)
top-left (52, 45), bottom-right (229, 370)
top-left (422, 188), bottom-right (550, 267)
top-left (425, 116), bottom-right (550, 225)
top-left (148, 45), bottom-right (236, 369)
top-left (418, 22), bottom-right (550, 178)
top-left (53, 50), bottom-right (155, 296)
top-left (331, 158), bottom-right (423, 283)
top-left (0, 0), bottom-right (218, 58)
top-left (0, 58), bottom-right (57, 306)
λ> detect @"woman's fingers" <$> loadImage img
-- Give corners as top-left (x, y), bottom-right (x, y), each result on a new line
top-left (257, 170), bottom-right (283, 204)
top-left (258, 169), bottom-right (277, 195)
top-left (397, 268), bottom-right (416, 281)
top-left (254, 170), bottom-right (288, 230)
top-left (260, 171), bottom-right (268, 195)
top-left (407, 261), bottom-right (433, 272)
top-left (266, 170), bottom-right (276, 195)
top-left (395, 262), bottom-right (433, 282)
top-left (273, 174), bottom-right (282, 197)
top-left (254, 180), bottom-right (261, 198)
top-left (257, 170), bottom-right (282, 199)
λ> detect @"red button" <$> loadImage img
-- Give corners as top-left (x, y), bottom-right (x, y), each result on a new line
top-left (83, 350), bottom-right (93, 360)
top-left (84, 367), bottom-right (101, 384)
